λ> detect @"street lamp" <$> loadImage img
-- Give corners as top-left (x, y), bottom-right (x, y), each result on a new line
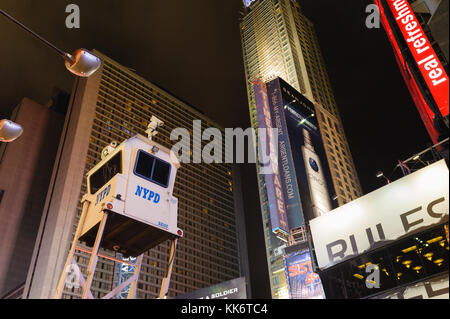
top-left (0, 8), bottom-right (102, 142)
top-left (0, 119), bottom-right (23, 142)
top-left (0, 9), bottom-right (101, 77)
top-left (375, 170), bottom-right (390, 184)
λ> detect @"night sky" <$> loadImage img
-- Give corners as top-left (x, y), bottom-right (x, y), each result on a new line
top-left (0, 0), bottom-right (433, 298)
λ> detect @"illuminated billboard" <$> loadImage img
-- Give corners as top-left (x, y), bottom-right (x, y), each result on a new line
top-left (310, 159), bottom-right (449, 269)
top-left (376, 0), bottom-right (449, 144)
top-left (385, 0), bottom-right (449, 118)
top-left (175, 277), bottom-right (247, 299)
top-left (283, 250), bottom-right (325, 299)
top-left (266, 78), bottom-right (335, 226)
top-left (253, 79), bottom-right (290, 240)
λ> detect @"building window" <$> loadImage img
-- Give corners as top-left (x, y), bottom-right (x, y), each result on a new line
top-left (0, 189), bottom-right (4, 206)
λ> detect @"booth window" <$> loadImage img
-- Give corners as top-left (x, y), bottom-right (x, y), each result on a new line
top-left (89, 151), bottom-right (123, 194)
top-left (134, 150), bottom-right (171, 188)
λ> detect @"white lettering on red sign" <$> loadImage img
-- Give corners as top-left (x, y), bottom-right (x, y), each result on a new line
top-left (388, 0), bottom-right (449, 116)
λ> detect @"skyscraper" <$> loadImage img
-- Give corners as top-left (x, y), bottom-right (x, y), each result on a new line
top-left (24, 50), bottom-right (249, 299)
top-left (0, 97), bottom-right (64, 297)
top-left (240, 0), bottom-right (363, 298)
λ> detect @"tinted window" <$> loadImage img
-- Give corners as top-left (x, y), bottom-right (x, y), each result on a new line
top-left (134, 150), bottom-right (171, 188)
top-left (135, 151), bottom-right (155, 179)
top-left (152, 159), bottom-right (171, 186)
top-left (90, 151), bottom-right (122, 194)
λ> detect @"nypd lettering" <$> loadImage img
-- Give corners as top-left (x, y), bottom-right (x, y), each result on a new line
top-left (95, 184), bottom-right (111, 205)
top-left (135, 185), bottom-right (160, 203)
top-left (158, 221), bottom-right (169, 229)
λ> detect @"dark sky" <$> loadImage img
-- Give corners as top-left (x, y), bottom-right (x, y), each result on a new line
top-left (0, 0), bottom-right (431, 191)
top-left (0, 0), bottom-right (433, 298)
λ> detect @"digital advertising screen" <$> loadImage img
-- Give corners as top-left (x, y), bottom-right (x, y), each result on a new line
top-left (284, 249), bottom-right (325, 299)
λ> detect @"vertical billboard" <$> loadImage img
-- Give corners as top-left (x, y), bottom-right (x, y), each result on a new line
top-left (283, 250), bottom-right (325, 299)
top-left (253, 79), bottom-right (290, 240)
top-left (266, 78), bottom-right (335, 225)
top-left (266, 80), bottom-right (305, 229)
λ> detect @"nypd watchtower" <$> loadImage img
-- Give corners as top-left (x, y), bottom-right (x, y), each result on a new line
top-left (54, 116), bottom-right (182, 299)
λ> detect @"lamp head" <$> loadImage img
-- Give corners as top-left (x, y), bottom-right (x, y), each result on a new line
top-left (64, 49), bottom-right (101, 77)
top-left (375, 171), bottom-right (384, 178)
top-left (0, 119), bottom-right (23, 142)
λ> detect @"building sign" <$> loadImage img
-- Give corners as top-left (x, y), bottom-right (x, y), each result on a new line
top-left (175, 277), bottom-right (247, 299)
top-left (385, 0), bottom-right (449, 118)
top-left (310, 160), bottom-right (449, 269)
top-left (284, 250), bottom-right (325, 299)
top-left (254, 79), bottom-right (290, 240)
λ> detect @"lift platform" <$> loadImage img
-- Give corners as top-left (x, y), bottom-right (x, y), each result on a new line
top-left (54, 118), bottom-right (182, 299)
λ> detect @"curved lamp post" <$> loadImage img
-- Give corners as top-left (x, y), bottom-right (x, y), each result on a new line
top-left (0, 8), bottom-right (102, 142)
top-left (376, 170), bottom-right (391, 184)
top-left (0, 8), bottom-right (101, 77)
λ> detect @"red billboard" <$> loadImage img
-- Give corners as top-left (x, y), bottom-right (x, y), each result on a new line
top-left (376, 0), bottom-right (447, 144)
top-left (385, 0), bottom-right (449, 118)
